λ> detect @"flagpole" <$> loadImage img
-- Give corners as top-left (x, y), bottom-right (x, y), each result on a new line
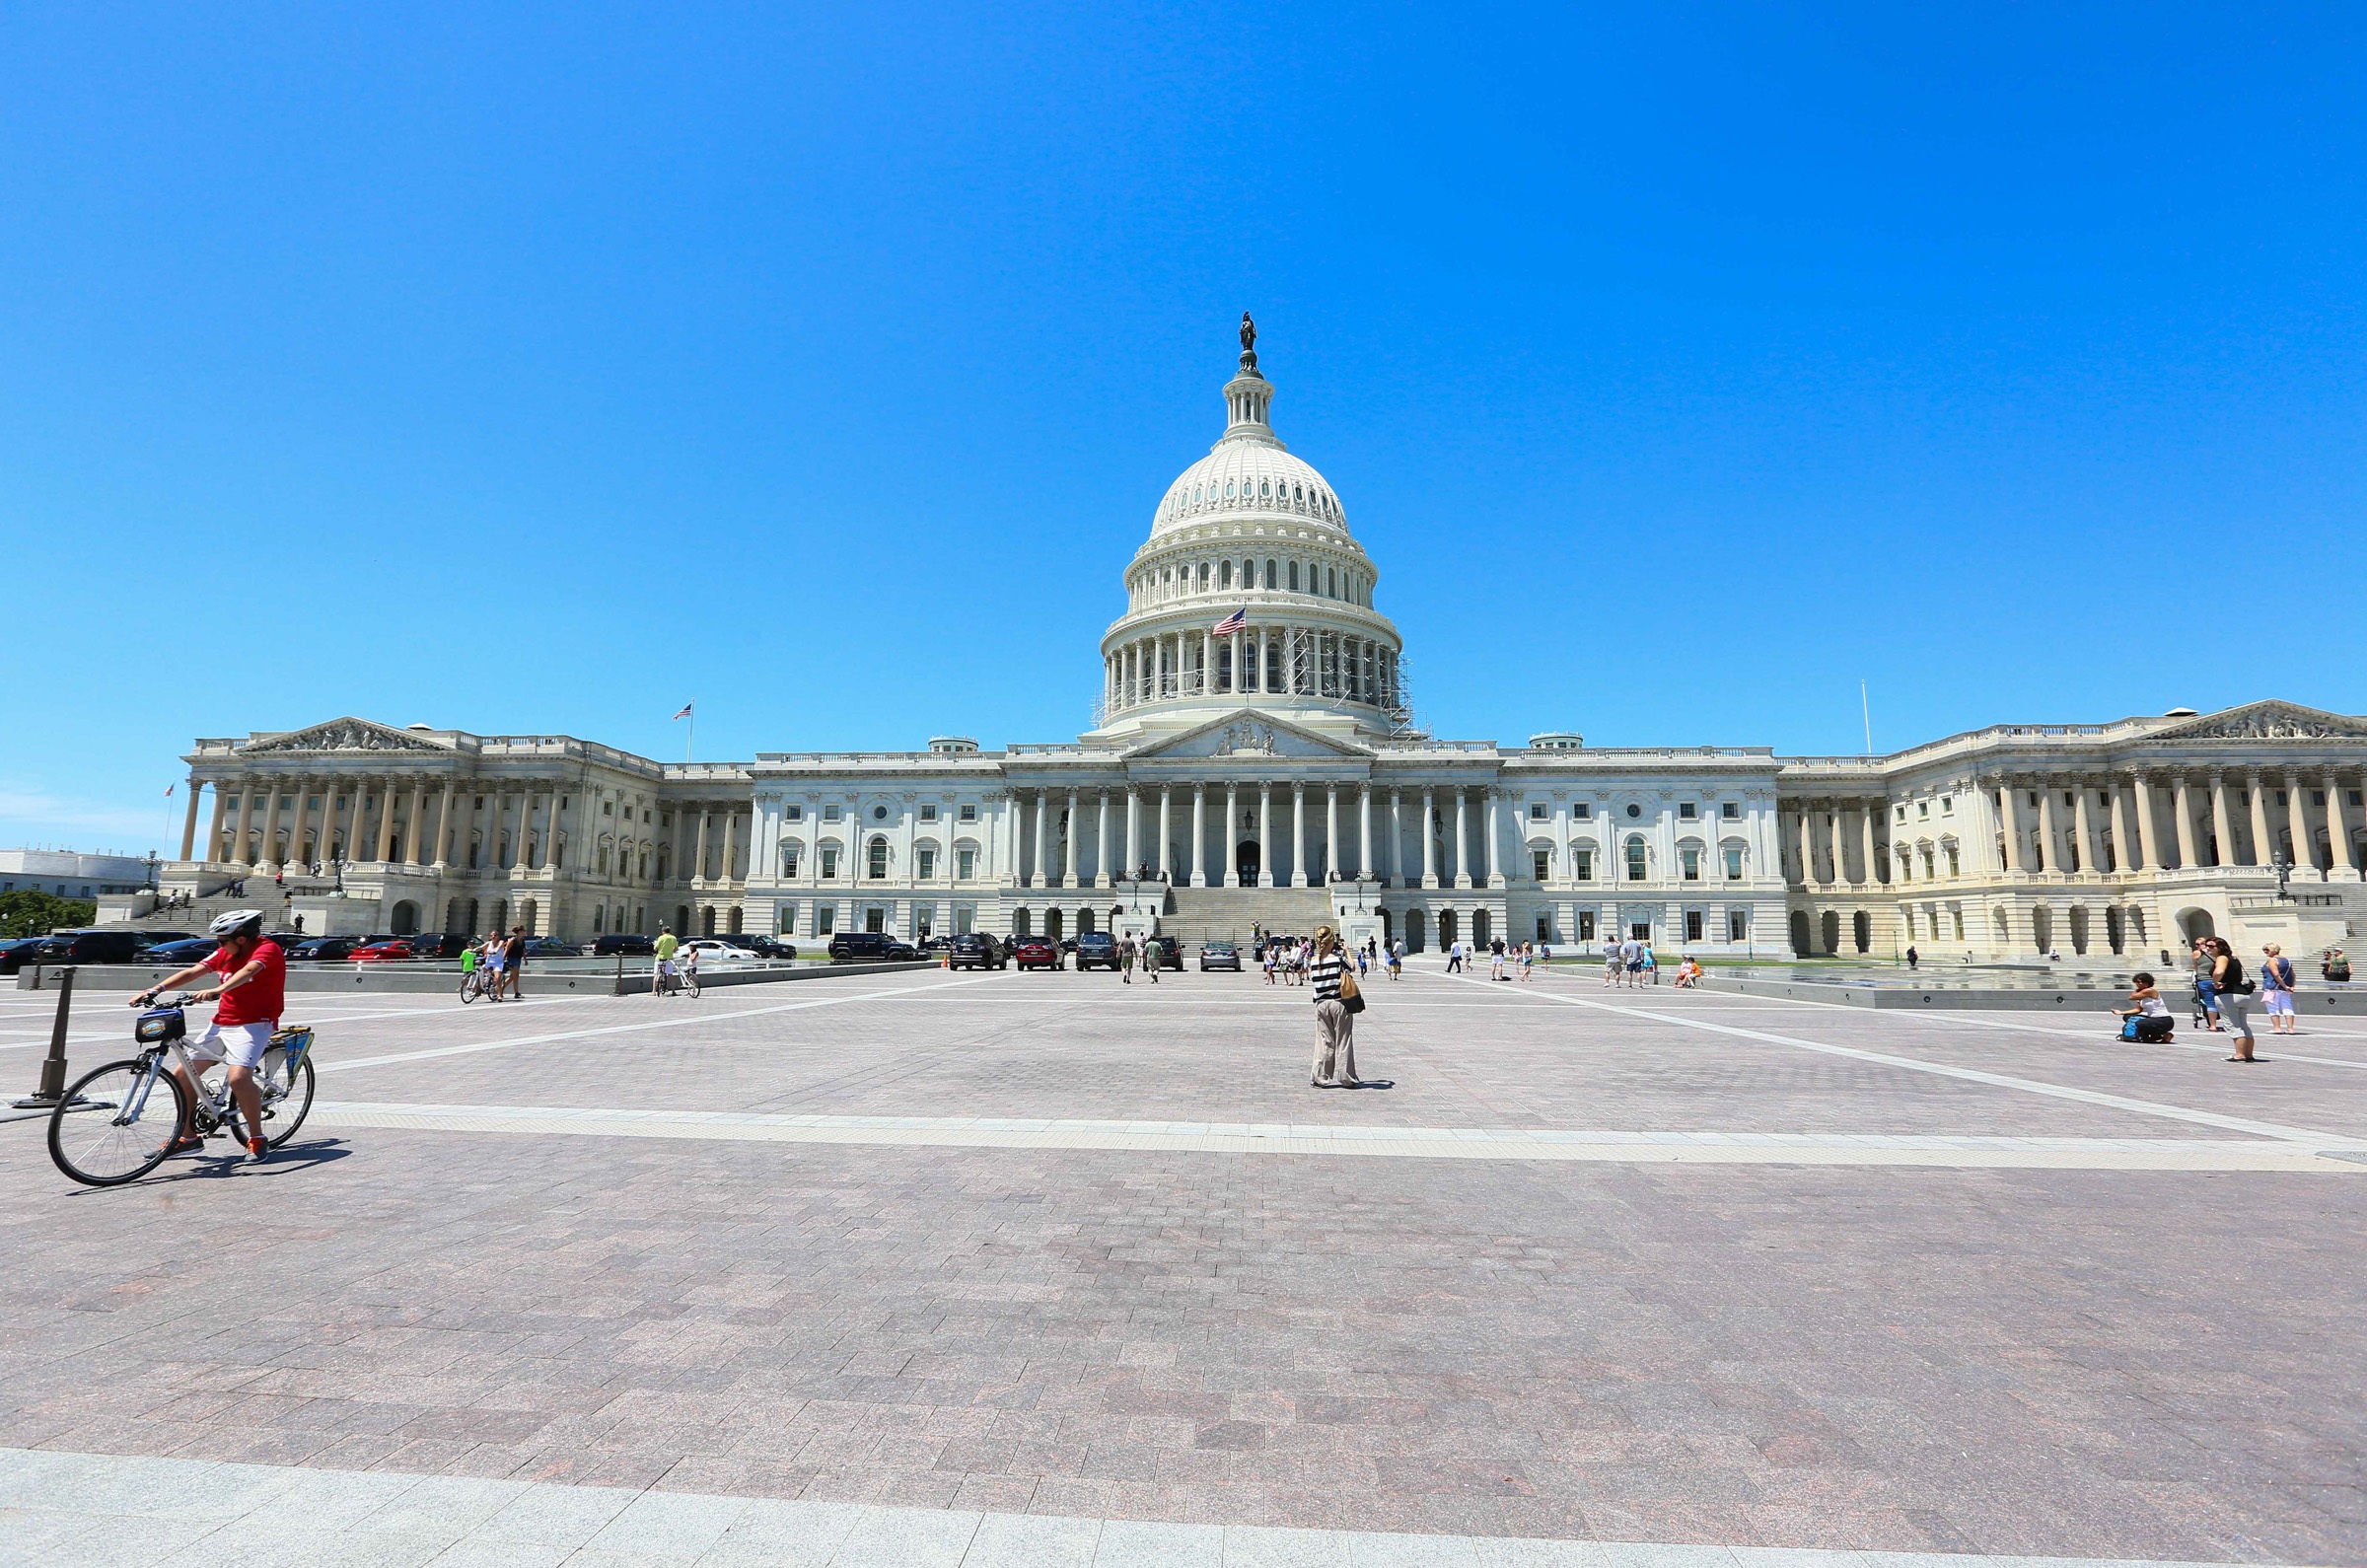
top-left (686, 705), bottom-right (695, 765)
top-left (1861, 680), bottom-right (1873, 756)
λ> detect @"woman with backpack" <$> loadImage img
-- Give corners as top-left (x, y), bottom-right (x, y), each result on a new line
top-left (2207, 937), bottom-right (2260, 1062)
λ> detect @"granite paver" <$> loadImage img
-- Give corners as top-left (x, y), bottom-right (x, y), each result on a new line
top-left (2, 965), bottom-right (2360, 1562)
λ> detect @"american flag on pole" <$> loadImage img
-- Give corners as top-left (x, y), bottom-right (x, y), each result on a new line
top-left (1211, 607), bottom-right (1247, 636)
top-left (673, 702), bottom-right (694, 721)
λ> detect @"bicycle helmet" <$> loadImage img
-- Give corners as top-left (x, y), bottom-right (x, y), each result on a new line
top-left (208, 908), bottom-right (265, 940)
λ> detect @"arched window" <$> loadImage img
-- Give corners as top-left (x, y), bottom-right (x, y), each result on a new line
top-left (1220, 560), bottom-right (1233, 589)
top-left (1625, 835), bottom-right (1649, 882)
top-left (1327, 565), bottom-right (1336, 598)
top-left (1288, 561), bottom-right (1300, 591)
top-left (1266, 557), bottom-right (1277, 587)
top-left (867, 836), bottom-right (890, 880)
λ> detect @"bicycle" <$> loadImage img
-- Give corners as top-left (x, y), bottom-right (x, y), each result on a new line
top-left (679, 962), bottom-right (700, 1000)
top-left (46, 994), bottom-right (319, 1187)
top-left (459, 966), bottom-right (493, 1004)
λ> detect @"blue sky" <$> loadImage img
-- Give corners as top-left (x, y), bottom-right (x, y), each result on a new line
top-left (5, 3), bottom-right (2364, 854)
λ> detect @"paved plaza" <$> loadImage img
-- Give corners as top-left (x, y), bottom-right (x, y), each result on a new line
top-left (2, 963), bottom-right (2364, 1567)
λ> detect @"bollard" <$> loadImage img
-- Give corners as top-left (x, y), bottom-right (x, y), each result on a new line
top-left (612, 953), bottom-right (626, 996)
top-left (14, 966), bottom-right (76, 1108)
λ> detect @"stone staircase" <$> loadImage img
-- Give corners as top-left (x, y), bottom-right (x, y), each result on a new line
top-left (1159, 884), bottom-right (1335, 944)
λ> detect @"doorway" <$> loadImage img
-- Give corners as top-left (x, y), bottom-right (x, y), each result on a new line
top-left (1236, 840), bottom-right (1260, 886)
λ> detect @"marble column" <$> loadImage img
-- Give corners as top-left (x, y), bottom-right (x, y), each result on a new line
top-left (719, 809), bottom-right (740, 884)
top-left (2283, 770), bottom-right (2308, 869)
top-left (542, 793), bottom-right (565, 871)
top-left (255, 780), bottom-right (283, 872)
top-left (2072, 783), bottom-right (2096, 876)
top-left (2208, 773), bottom-right (2235, 867)
top-left (282, 778), bottom-right (311, 871)
top-left (1390, 788), bottom-right (1404, 888)
top-left (1226, 783), bottom-right (1239, 887)
top-left (1259, 784), bottom-right (1276, 888)
top-left (1484, 793), bottom-right (1501, 888)
top-left (2037, 785), bottom-right (2060, 874)
top-left (1998, 783), bottom-right (2025, 873)
top-left (1829, 806), bottom-right (1847, 885)
top-left (405, 780), bottom-right (428, 865)
top-left (233, 783), bottom-right (257, 867)
top-left (205, 782), bottom-right (229, 862)
top-left (1454, 790), bottom-right (1471, 889)
top-left (1422, 789), bottom-right (1439, 889)
top-left (2331, 769), bottom-right (2359, 871)
top-left (433, 781), bottom-right (457, 870)
top-left (1191, 784), bottom-right (1207, 887)
top-left (2108, 782), bottom-right (2130, 875)
top-left (1097, 792), bottom-right (1112, 887)
top-left (2128, 771), bottom-right (2155, 870)
top-left (1064, 791), bottom-right (1080, 887)
top-left (1359, 786), bottom-right (1373, 880)
top-left (179, 780), bottom-right (203, 860)
top-left (694, 809), bottom-right (713, 884)
top-left (378, 780), bottom-right (402, 863)
top-left (1155, 785), bottom-right (1170, 880)
top-left (2247, 771), bottom-right (2274, 868)
top-left (1326, 785), bottom-right (1339, 885)
top-left (1125, 789), bottom-right (1141, 880)
top-left (2174, 775), bottom-right (2199, 869)
top-left (1291, 783), bottom-right (1306, 887)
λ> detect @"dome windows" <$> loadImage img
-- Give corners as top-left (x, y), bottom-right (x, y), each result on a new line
top-left (1224, 479), bottom-right (1236, 499)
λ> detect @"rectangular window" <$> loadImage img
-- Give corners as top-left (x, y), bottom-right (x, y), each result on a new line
top-left (1728, 909), bottom-right (1749, 942)
top-left (820, 847), bottom-right (839, 879)
top-left (1896, 805), bottom-right (1907, 821)
top-left (1629, 921), bottom-right (1652, 942)
top-left (1573, 848), bottom-right (1594, 882)
top-left (1946, 847), bottom-right (1960, 876)
top-left (1686, 910), bottom-right (1703, 942)
top-left (1952, 909), bottom-right (1966, 940)
top-left (1573, 804), bottom-right (1592, 820)
top-left (1724, 846), bottom-right (1744, 880)
top-left (917, 848), bottom-right (937, 879)
top-left (959, 804), bottom-right (977, 822)
top-left (782, 851), bottom-right (799, 879)
top-left (1918, 801), bottom-right (1930, 819)
top-left (1530, 803), bottom-right (1548, 820)
top-left (1679, 803), bottom-right (1697, 820)
top-left (1577, 910), bottom-right (1596, 940)
top-left (816, 905), bottom-right (835, 935)
top-left (1533, 849), bottom-right (1550, 882)
top-left (1941, 796), bottom-right (1954, 814)
top-left (920, 805), bottom-right (938, 822)
top-left (783, 805), bottom-right (803, 821)
top-left (779, 905), bottom-right (796, 935)
top-left (957, 847), bottom-right (977, 880)
top-left (824, 805), bottom-right (841, 821)
top-left (1681, 847), bottom-right (1700, 881)
top-left (1722, 801), bottom-right (1741, 820)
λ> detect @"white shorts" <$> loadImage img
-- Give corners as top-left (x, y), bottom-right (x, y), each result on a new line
top-left (2263, 990), bottom-right (2294, 1015)
top-left (187, 1020), bottom-right (273, 1069)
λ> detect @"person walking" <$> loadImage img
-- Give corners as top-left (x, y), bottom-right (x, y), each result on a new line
top-left (1445, 939), bottom-right (1464, 975)
top-left (1144, 936), bottom-right (1160, 983)
top-left (1118, 934), bottom-right (1135, 984)
top-left (1603, 940), bottom-right (1621, 987)
top-left (1308, 926), bottom-right (1360, 1089)
top-left (2207, 937), bottom-right (2260, 1062)
top-left (2259, 943), bottom-right (2299, 1034)
top-left (1905, 945), bottom-right (1919, 970)
top-left (501, 924), bottom-right (527, 999)
top-left (1488, 936), bottom-right (1507, 981)
top-left (1620, 934), bottom-right (1644, 988)
top-left (1386, 938), bottom-right (1403, 980)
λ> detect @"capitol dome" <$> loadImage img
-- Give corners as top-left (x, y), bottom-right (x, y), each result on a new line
top-left (1091, 319), bottom-right (1404, 741)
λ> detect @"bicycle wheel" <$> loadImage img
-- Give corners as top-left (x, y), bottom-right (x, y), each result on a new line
top-left (48, 1058), bottom-right (191, 1187)
top-left (258, 1051), bottom-right (316, 1148)
top-left (460, 971), bottom-right (480, 1003)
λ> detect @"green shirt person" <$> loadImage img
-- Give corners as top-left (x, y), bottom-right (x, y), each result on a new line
top-left (460, 946), bottom-right (478, 974)
top-left (655, 931), bottom-right (679, 962)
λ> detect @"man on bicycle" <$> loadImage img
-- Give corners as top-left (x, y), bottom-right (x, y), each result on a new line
top-left (129, 908), bottom-right (285, 1163)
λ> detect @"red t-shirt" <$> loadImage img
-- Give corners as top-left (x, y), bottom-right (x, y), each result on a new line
top-left (204, 940), bottom-right (286, 1028)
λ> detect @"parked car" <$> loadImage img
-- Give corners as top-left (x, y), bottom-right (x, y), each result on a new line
top-left (827, 932), bottom-right (918, 962)
top-left (352, 940), bottom-right (419, 962)
top-left (0, 936), bottom-right (52, 973)
top-left (27, 930), bottom-right (150, 965)
top-left (1198, 939), bottom-right (1242, 972)
top-left (286, 936), bottom-right (363, 962)
top-left (1072, 931), bottom-right (1119, 970)
top-left (1143, 935), bottom-right (1183, 970)
top-left (136, 938), bottom-right (220, 966)
top-left (918, 935), bottom-right (956, 957)
top-left (1009, 935), bottom-right (1062, 971)
top-left (399, 932), bottom-right (471, 960)
top-left (681, 938), bottom-right (762, 966)
top-left (523, 937), bottom-right (582, 959)
top-left (949, 933), bottom-right (1006, 970)
top-left (593, 934), bottom-right (656, 957)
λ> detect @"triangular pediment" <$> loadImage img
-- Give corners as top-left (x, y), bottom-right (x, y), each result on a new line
top-left (242, 717), bottom-right (453, 755)
top-left (2144, 700), bottom-right (2367, 744)
top-left (1123, 709), bottom-right (1374, 761)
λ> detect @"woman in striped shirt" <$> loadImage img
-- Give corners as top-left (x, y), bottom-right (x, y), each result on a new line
top-left (1309, 927), bottom-right (1360, 1088)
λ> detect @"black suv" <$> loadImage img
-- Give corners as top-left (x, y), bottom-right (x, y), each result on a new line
top-left (1072, 931), bottom-right (1118, 970)
top-left (1143, 935), bottom-right (1184, 970)
top-left (27, 930), bottom-right (148, 965)
top-left (286, 935), bottom-right (362, 962)
top-left (593, 933), bottom-right (656, 957)
top-left (828, 931), bottom-right (918, 962)
top-left (949, 933), bottom-right (1006, 970)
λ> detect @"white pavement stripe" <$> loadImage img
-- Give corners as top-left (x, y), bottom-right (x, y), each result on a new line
top-left (318, 973), bottom-right (996, 1072)
top-left (0, 1446), bottom-right (2311, 1568)
top-left (1434, 974), bottom-right (2367, 1147)
top-left (301, 1101), bottom-right (2367, 1171)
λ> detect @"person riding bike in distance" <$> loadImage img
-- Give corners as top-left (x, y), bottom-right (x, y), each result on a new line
top-left (129, 908), bottom-right (286, 1163)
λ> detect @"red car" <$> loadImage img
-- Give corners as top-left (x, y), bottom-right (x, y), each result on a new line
top-left (351, 940), bottom-right (418, 962)
top-left (1009, 936), bottom-right (1063, 971)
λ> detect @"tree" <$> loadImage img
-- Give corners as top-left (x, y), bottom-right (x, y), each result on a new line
top-left (0, 891), bottom-right (97, 939)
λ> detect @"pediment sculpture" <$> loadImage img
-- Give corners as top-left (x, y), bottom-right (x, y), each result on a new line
top-left (243, 718), bottom-right (449, 754)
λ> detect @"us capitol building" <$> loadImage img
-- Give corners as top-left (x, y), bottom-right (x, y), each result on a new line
top-left (140, 323), bottom-right (2367, 963)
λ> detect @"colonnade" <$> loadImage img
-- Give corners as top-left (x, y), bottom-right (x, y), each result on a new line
top-left (1102, 627), bottom-right (1399, 715)
top-left (1004, 781), bottom-right (1509, 891)
top-left (1987, 766), bottom-right (2366, 877)
top-left (1781, 800), bottom-right (1891, 888)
